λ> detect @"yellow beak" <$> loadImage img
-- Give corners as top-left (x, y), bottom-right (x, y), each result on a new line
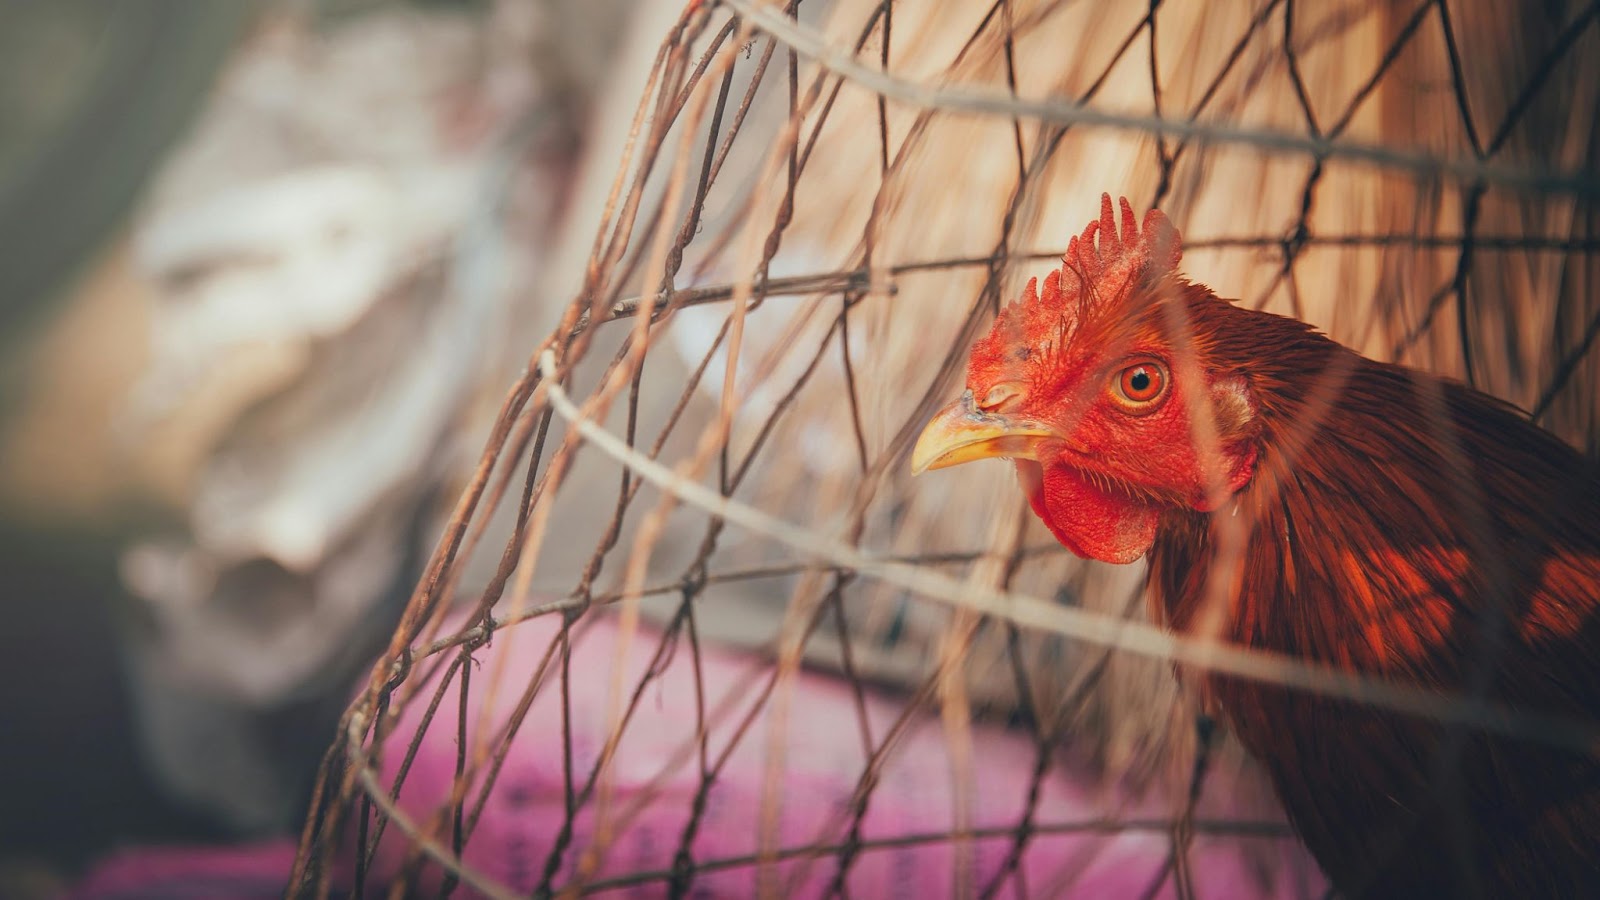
top-left (910, 391), bottom-right (1058, 475)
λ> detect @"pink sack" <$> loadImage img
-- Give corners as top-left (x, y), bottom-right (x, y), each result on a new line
top-left (72, 612), bottom-right (1323, 898)
top-left (359, 613), bottom-right (1323, 898)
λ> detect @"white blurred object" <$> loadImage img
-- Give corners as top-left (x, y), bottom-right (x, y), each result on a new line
top-left (130, 162), bottom-right (479, 570)
top-left (110, 2), bottom-right (612, 831)
top-left (135, 165), bottom-right (474, 364)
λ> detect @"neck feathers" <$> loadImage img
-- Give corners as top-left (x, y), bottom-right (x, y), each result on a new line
top-left (1150, 309), bottom-right (1597, 674)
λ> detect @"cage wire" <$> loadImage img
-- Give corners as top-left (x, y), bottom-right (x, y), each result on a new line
top-left (288, 0), bottom-right (1599, 896)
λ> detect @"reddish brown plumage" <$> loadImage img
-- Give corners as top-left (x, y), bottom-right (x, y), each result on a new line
top-left (920, 195), bottom-right (1600, 896)
top-left (1149, 296), bottom-right (1600, 897)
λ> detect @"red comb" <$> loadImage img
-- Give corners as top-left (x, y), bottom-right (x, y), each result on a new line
top-left (1062, 193), bottom-right (1182, 303)
top-left (979, 194), bottom-right (1182, 364)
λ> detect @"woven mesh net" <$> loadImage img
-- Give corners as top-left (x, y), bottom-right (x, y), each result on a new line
top-left (288, 1), bottom-right (1599, 896)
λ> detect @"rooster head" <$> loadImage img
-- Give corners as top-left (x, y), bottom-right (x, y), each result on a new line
top-left (912, 194), bottom-right (1261, 564)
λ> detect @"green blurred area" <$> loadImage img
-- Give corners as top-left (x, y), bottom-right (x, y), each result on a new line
top-left (0, 2), bottom-right (254, 351)
top-left (0, 1), bottom-right (251, 878)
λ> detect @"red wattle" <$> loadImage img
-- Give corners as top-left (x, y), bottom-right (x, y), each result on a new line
top-left (1017, 460), bottom-right (1159, 564)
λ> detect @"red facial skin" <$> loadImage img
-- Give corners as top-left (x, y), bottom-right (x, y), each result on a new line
top-left (961, 196), bottom-right (1259, 564)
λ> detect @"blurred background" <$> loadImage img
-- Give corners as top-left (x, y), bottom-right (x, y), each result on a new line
top-left (1, 1), bottom-right (1595, 897)
top-left (0, 0), bottom-right (641, 891)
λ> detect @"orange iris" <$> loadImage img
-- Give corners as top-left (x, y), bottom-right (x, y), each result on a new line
top-left (1112, 359), bottom-right (1167, 410)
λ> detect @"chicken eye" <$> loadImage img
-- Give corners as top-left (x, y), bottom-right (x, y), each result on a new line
top-left (1110, 359), bottom-right (1168, 411)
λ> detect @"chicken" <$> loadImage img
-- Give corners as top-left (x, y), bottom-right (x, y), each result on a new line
top-left (912, 194), bottom-right (1600, 898)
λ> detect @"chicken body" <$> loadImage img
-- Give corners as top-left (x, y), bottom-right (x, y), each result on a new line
top-left (1150, 313), bottom-right (1600, 897)
top-left (914, 195), bottom-right (1600, 897)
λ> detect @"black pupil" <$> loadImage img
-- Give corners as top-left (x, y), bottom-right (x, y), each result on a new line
top-left (1129, 369), bottom-right (1151, 394)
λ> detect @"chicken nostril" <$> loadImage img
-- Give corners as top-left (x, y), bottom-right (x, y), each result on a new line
top-left (981, 382), bottom-right (1026, 412)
